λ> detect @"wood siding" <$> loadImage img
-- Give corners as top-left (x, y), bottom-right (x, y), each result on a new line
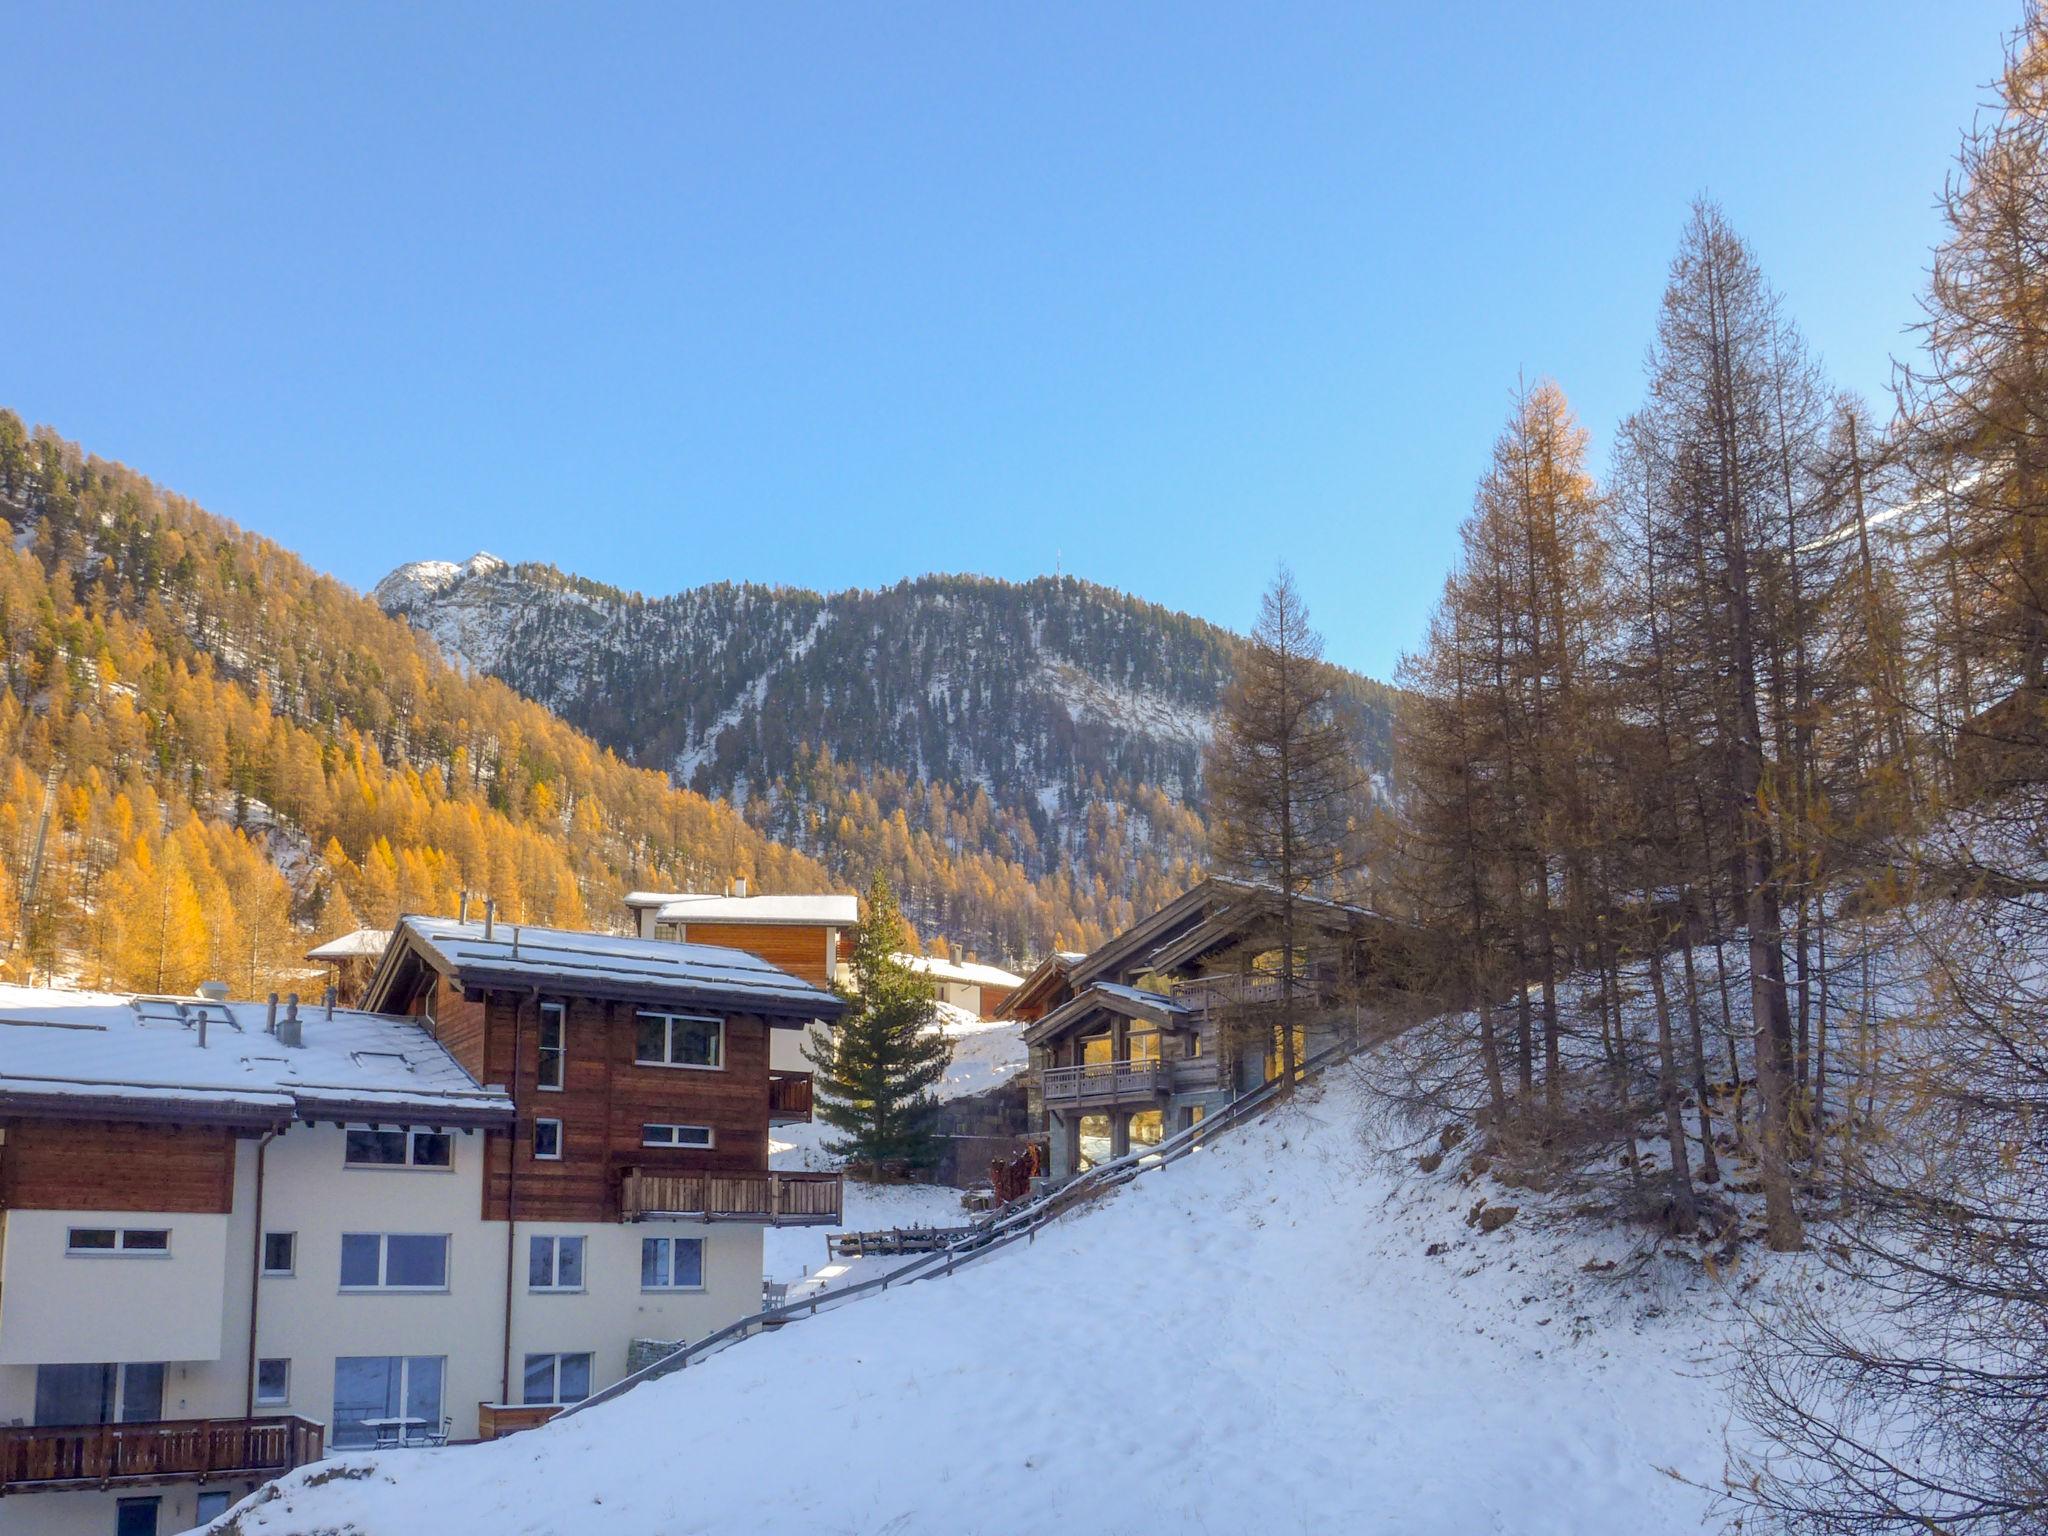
top-left (676, 922), bottom-right (834, 988)
top-left (478, 991), bottom-right (775, 1223)
top-left (432, 987), bottom-right (489, 1083)
top-left (1, 1120), bottom-right (237, 1213)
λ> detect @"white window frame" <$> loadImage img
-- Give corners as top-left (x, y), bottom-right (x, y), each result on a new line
top-left (532, 1117), bottom-right (563, 1161)
top-left (66, 1227), bottom-right (170, 1257)
top-left (527, 1234), bottom-right (586, 1293)
top-left (633, 1010), bottom-right (724, 1071)
top-left (339, 1232), bottom-right (451, 1293)
top-left (261, 1231), bottom-right (297, 1277)
top-left (640, 1235), bottom-right (706, 1292)
top-left (343, 1126), bottom-right (454, 1171)
top-left (254, 1357), bottom-right (291, 1406)
top-left (641, 1123), bottom-right (715, 1149)
top-left (537, 1001), bottom-right (566, 1091)
top-left (521, 1351), bottom-right (593, 1406)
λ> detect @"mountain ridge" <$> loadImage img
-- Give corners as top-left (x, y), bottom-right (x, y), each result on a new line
top-left (375, 554), bottom-right (1398, 960)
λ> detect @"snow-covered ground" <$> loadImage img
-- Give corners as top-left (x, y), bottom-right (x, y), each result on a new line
top-left (210, 1060), bottom-right (1789, 1536)
top-left (935, 1002), bottom-right (1026, 1098)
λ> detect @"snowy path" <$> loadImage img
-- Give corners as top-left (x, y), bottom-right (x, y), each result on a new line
top-left (215, 1064), bottom-right (1765, 1536)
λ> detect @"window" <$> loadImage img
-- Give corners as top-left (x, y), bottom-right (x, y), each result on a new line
top-left (34, 1363), bottom-right (163, 1425)
top-left (66, 1227), bottom-right (169, 1256)
top-left (634, 1011), bottom-right (723, 1069)
top-left (537, 1002), bottom-right (566, 1090)
top-left (331, 1355), bottom-right (443, 1450)
top-left (521, 1352), bottom-right (592, 1406)
top-left (115, 1497), bottom-right (160, 1536)
top-left (528, 1234), bottom-right (585, 1292)
top-left (339, 1233), bottom-right (449, 1291)
top-left (641, 1235), bottom-right (704, 1291)
top-left (196, 1491), bottom-right (233, 1524)
top-left (641, 1123), bottom-right (714, 1149)
top-left (262, 1231), bottom-right (297, 1276)
top-left (255, 1357), bottom-right (290, 1406)
top-left (344, 1127), bottom-right (452, 1169)
top-left (532, 1118), bottom-right (563, 1161)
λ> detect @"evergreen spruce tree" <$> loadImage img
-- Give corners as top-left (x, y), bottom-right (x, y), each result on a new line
top-left (803, 874), bottom-right (952, 1177)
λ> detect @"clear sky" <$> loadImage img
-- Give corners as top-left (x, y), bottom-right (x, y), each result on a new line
top-left (0, 2), bottom-right (2012, 681)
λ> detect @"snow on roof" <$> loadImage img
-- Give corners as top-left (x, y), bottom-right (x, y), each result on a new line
top-left (1088, 981), bottom-right (1189, 1013)
top-left (648, 892), bottom-right (859, 926)
top-left (306, 927), bottom-right (392, 961)
top-left (894, 954), bottom-right (1025, 989)
top-left (398, 916), bottom-right (843, 1020)
top-left (0, 983), bottom-right (512, 1127)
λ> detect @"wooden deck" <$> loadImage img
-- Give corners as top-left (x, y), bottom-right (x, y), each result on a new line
top-left (0, 1415), bottom-right (325, 1493)
top-left (619, 1167), bottom-right (843, 1225)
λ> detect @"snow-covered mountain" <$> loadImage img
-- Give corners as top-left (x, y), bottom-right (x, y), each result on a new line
top-left (374, 559), bottom-right (1398, 957)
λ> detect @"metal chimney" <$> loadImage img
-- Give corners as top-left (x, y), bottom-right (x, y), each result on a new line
top-left (483, 898), bottom-right (495, 941)
top-left (734, 876), bottom-right (748, 898)
top-left (324, 985), bottom-right (336, 1020)
top-left (278, 994), bottom-right (302, 1048)
top-left (266, 993), bottom-right (279, 1036)
top-left (459, 890), bottom-right (470, 923)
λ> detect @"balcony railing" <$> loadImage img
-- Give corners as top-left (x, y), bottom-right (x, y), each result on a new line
top-left (619, 1167), bottom-right (843, 1226)
top-left (1174, 971), bottom-right (1322, 1014)
top-left (1042, 1059), bottom-right (1169, 1105)
top-left (768, 1069), bottom-right (814, 1124)
top-left (0, 1415), bottom-right (325, 1494)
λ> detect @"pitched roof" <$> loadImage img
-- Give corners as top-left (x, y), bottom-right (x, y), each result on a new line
top-left (1021, 981), bottom-right (1193, 1047)
top-left (894, 954), bottom-right (1025, 990)
top-left (639, 892), bottom-right (859, 927)
top-left (0, 983), bottom-right (513, 1128)
top-left (306, 927), bottom-right (392, 961)
top-left (384, 916), bottom-right (845, 1023)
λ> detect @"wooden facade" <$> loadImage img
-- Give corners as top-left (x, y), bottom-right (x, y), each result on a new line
top-left (668, 921), bottom-right (836, 989)
top-left (0, 1120), bottom-right (238, 1214)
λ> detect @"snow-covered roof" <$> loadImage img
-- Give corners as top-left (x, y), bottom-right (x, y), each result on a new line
top-left (392, 916), bottom-right (845, 1022)
top-left (894, 954), bottom-right (1025, 990)
top-left (1021, 981), bottom-right (1192, 1047)
top-left (1089, 981), bottom-right (1189, 1014)
top-left (637, 892), bottom-right (859, 926)
top-left (306, 927), bottom-right (392, 961)
top-left (0, 983), bottom-right (513, 1128)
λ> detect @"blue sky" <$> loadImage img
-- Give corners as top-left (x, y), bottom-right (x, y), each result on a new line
top-left (0, 2), bottom-right (2009, 681)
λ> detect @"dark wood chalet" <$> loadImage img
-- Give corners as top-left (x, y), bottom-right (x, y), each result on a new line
top-left (361, 914), bottom-right (847, 1225)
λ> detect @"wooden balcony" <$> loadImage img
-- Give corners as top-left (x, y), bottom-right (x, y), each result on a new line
top-left (619, 1167), bottom-right (843, 1226)
top-left (0, 1415), bottom-right (325, 1494)
top-left (1174, 971), bottom-right (1323, 1014)
top-left (769, 1069), bottom-right (814, 1125)
top-left (1042, 1059), bottom-right (1169, 1106)
top-left (477, 1402), bottom-right (561, 1441)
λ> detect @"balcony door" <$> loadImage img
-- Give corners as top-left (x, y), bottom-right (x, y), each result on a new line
top-left (33, 1362), bottom-right (164, 1425)
top-left (332, 1355), bottom-right (445, 1449)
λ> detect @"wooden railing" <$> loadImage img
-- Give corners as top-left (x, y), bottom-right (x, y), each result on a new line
top-left (1174, 971), bottom-right (1323, 1013)
top-left (1041, 1059), bottom-right (1168, 1104)
top-left (0, 1415), bottom-right (325, 1493)
top-left (619, 1167), bottom-right (843, 1225)
top-left (476, 1403), bottom-right (561, 1441)
top-left (768, 1069), bottom-right (814, 1123)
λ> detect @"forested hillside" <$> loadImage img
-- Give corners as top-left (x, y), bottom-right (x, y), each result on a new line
top-left (0, 414), bottom-right (833, 996)
top-left (374, 558), bottom-right (1398, 960)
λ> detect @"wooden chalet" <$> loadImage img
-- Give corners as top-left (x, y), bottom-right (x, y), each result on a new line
top-left (1012, 878), bottom-right (1413, 1178)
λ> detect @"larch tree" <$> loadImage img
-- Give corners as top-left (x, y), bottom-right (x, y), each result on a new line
top-left (803, 873), bottom-right (952, 1178)
top-left (1205, 569), bottom-right (1366, 1084)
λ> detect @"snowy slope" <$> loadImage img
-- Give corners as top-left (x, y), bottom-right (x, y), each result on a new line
top-left (210, 1061), bottom-right (1783, 1536)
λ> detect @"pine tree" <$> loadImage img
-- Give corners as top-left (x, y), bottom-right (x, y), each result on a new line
top-left (803, 874), bottom-right (952, 1178)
